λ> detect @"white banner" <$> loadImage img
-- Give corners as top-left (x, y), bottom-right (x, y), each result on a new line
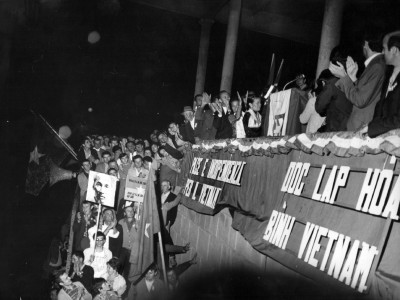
top-left (124, 173), bottom-right (147, 203)
top-left (268, 89), bottom-right (292, 136)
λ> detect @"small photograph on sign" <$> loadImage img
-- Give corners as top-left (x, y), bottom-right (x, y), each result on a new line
top-left (124, 173), bottom-right (147, 203)
top-left (86, 171), bottom-right (119, 208)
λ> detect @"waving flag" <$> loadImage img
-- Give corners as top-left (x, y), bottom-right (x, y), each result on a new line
top-left (129, 171), bottom-right (161, 280)
top-left (25, 112), bottom-right (76, 196)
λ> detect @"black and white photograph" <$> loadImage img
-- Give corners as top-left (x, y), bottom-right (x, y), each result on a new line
top-left (3, 1), bottom-right (400, 300)
top-left (86, 171), bottom-right (119, 207)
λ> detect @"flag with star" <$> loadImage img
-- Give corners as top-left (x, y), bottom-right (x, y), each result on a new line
top-left (25, 114), bottom-right (72, 196)
top-left (129, 171), bottom-right (161, 278)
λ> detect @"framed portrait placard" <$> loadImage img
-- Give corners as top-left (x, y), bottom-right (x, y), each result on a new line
top-left (86, 171), bottom-right (119, 208)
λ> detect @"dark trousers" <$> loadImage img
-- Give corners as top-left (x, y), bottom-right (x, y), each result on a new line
top-left (118, 247), bottom-right (131, 280)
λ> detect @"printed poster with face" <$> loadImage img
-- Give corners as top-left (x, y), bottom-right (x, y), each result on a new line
top-left (124, 173), bottom-right (147, 202)
top-left (86, 171), bottom-right (119, 208)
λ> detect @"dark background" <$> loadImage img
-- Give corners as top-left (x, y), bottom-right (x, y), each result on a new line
top-left (1, 0), bottom-right (400, 299)
top-left (1, 0), bottom-right (399, 139)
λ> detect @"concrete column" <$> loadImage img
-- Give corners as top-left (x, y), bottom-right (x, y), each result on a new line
top-left (194, 19), bottom-right (214, 96)
top-left (220, 0), bottom-right (242, 93)
top-left (316, 0), bottom-right (344, 78)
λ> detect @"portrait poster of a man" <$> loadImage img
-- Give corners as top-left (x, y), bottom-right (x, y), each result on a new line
top-left (86, 171), bottom-right (119, 208)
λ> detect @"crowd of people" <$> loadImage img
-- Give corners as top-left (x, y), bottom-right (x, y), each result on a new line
top-left (46, 130), bottom-right (199, 299)
top-left (44, 28), bottom-right (400, 300)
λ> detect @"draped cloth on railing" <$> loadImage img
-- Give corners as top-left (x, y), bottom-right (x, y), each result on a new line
top-left (191, 130), bottom-right (400, 157)
top-left (175, 130), bottom-right (400, 299)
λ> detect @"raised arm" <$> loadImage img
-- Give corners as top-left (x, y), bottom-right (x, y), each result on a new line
top-left (336, 62), bottom-right (385, 108)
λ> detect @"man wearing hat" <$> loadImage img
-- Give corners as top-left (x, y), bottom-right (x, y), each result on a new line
top-left (179, 106), bottom-right (203, 144)
top-left (118, 201), bottom-right (140, 280)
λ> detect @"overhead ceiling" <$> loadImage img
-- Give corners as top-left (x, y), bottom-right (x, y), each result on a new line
top-left (129, 0), bottom-right (327, 45)
top-left (0, 0), bottom-right (392, 45)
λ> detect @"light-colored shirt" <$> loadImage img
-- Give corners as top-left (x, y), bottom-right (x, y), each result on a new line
top-left (83, 247), bottom-right (112, 279)
top-left (364, 53), bottom-right (381, 67)
top-left (235, 112), bottom-right (246, 139)
top-left (128, 167), bottom-right (148, 179)
top-left (299, 97), bottom-right (325, 134)
top-left (58, 282), bottom-right (92, 300)
top-left (161, 191), bottom-right (170, 204)
top-left (218, 106), bottom-right (228, 117)
top-left (145, 280), bottom-right (154, 292)
top-left (109, 274), bottom-right (126, 296)
top-left (190, 117), bottom-right (195, 130)
top-left (88, 224), bottom-right (119, 250)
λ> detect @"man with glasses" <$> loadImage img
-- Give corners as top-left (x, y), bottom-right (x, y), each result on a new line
top-left (88, 209), bottom-right (119, 251)
top-left (84, 232), bottom-right (112, 279)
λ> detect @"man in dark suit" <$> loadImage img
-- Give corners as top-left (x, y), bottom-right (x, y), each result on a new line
top-left (360, 32), bottom-right (400, 137)
top-left (194, 93), bottom-right (217, 141)
top-left (160, 180), bottom-right (180, 231)
top-left (212, 90), bottom-right (234, 139)
top-left (179, 106), bottom-right (203, 144)
top-left (315, 46), bottom-right (353, 132)
top-left (330, 30), bottom-right (386, 131)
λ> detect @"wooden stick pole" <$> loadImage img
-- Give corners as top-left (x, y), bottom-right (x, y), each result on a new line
top-left (93, 203), bottom-right (102, 255)
top-left (30, 110), bottom-right (78, 160)
top-left (65, 186), bottom-right (80, 274)
top-left (158, 231), bottom-right (168, 285)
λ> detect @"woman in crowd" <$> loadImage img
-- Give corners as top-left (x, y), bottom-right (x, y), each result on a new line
top-left (242, 96), bottom-right (262, 137)
top-left (92, 278), bottom-right (118, 300)
top-left (106, 258), bottom-right (126, 298)
top-left (167, 122), bottom-right (186, 149)
top-left (151, 143), bottom-right (160, 159)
